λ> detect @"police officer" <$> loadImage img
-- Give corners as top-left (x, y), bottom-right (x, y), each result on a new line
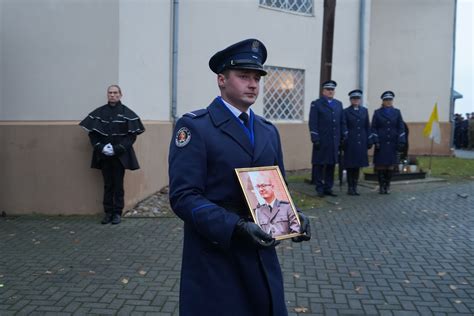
top-left (79, 85), bottom-right (145, 224)
top-left (254, 175), bottom-right (300, 237)
top-left (370, 91), bottom-right (406, 194)
top-left (168, 39), bottom-right (311, 316)
top-left (343, 90), bottom-right (370, 195)
top-left (309, 80), bottom-right (347, 197)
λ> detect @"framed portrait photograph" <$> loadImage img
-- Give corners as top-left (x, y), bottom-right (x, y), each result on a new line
top-left (235, 166), bottom-right (302, 240)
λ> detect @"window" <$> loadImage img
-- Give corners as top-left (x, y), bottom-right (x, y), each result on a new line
top-left (260, 0), bottom-right (313, 15)
top-left (263, 66), bottom-right (305, 121)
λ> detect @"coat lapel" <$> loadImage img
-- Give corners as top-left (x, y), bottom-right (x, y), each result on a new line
top-left (208, 98), bottom-right (253, 156)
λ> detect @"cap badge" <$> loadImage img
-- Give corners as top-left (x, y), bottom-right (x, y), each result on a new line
top-left (251, 40), bottom-right (259, 52)
top-left (175, 127), bottom-right (191, 147)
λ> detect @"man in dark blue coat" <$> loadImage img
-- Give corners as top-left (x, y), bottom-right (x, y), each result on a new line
top-left (168, 39), bottom-right (311, 316)
top-left (370, 91), bottom-right (407, 194)
top-left (343, 90), bottom-right (370, 195)
top-left (308, 80), bottom-right (347, 197)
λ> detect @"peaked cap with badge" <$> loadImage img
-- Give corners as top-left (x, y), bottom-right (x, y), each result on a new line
top-left (209, 38), bottom-right (268, 75)
top-left (348, 89), bottom-right (363, 99)
top-left (322, 80), bottom-right (337, 89)
top-left (381, 91), bottom-right (395, 100)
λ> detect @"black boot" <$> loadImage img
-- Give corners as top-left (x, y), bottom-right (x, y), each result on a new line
top-left (347, 171), bottom-right (354, 195)
top-left (353, 169), bottom-right (360, 195)
top-left (377, 171), bottom-right (385, 194)
top-left (384, 170), bottom-right (392, 194)
top-left (101, 212), bottom-right (113, 224)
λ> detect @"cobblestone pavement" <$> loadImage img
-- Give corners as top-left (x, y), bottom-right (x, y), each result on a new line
top-left (1, 180), bottom-right (473, 315)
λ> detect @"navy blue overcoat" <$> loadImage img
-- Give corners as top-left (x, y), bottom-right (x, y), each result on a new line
top-left (370, 107), bottom-right (407, 166)
top-left (168, 98), bottom-right (288, 316)
top-left (343, 106), bottom-right (370, 168)
top-left (308, 98), bottom-right (347, 165)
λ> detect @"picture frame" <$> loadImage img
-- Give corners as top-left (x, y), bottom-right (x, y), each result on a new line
top-left (235, 166), bottom-right (302, 241)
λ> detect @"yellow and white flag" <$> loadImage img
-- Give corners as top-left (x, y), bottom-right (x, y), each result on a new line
top-left (423, 102), bottom-right (441, 144)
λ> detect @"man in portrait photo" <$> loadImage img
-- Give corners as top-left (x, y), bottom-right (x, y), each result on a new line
top-left (253, 174), bottom-right (300, 237)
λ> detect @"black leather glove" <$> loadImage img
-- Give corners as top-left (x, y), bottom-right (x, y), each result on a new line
top-left (374, 143), bottom-right (380, 151)
top-left (233, 219), bottom-right (277, 248)
top-left (367, 143), bottom-right (373, 150)
top-left (313, 141), bottom-right (321, 150)
top-left (292, 211), bottom-right (311, 242)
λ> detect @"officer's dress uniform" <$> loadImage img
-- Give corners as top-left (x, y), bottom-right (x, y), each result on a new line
top-left (169, 97), bottom-right (288, 316)
top-left (343, 97), bottom-right (370, 195)
top-left (255, 199), bottom-right (300, 237)
top-left (370, 91), bottom-right (406, 194)
top-left (79, 102), bottom-right (144, 216)
top-left (309, 89), bottom-right (347, 195)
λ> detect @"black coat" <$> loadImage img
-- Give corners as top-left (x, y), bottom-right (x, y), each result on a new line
top-left (343, 105), bottom-right (370, 168)
top-left (308, 98), bottom-right (347, 165)
top-left (370, 107), bottom-right (406, 166)
top-left (79, 102), bottom-right (145, 170)
top-left (168, 97), bottom-right (288, 316)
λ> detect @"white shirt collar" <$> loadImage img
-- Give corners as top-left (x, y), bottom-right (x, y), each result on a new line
top-left (220, 97), bottom-right (251, 122)
top-left (265, 198), bottom-right (276, 208)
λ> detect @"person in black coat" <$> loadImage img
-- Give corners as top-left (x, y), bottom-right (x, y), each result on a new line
top-left (308, 80), bottom-right (347, 197)
top-left (79, 85), bottom-right (145, 224)
top-left (370, 91), bottom-right (406, 194)
top-left (168, 39), bottom-right (311, 316)
top-left (343, 90), bottom-right (370, 195)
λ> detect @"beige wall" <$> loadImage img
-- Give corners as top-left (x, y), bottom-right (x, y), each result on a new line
top-left (0, 0), bottom-right (120, 120)
top-left (118, 0), bottom-right (171, 120)
top-left (177, 0), bottom-right (324, 118)
top-left (367, 0), bottom-right (455, 123)
top-left (0, 122), bottom-right (171, 215)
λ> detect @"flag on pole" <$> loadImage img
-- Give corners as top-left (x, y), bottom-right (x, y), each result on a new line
top-left (423, 102), bottom-right (441, 144)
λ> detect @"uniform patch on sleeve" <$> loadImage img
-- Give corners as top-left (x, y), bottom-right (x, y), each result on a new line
top-left (175, 127), bottom-right (191, 147)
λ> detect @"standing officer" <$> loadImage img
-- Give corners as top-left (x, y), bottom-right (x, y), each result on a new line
top-left (343, 90), bottom-right (370, 195)
top-left (168, 39), bottom-right (311, 316)
top-left (370, 91), bottom-right (406, 194)
top-left (79, 85), bottom-right (145, 224)
top-left (309, 80), bottom-right (347, 197)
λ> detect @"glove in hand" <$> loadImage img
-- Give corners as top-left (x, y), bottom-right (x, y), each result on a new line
top-left (292, 211), bottom-right (311, 242)
top-left (233, 219), bottom-right (277, 248)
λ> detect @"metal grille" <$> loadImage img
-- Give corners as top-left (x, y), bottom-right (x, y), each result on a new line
top-left (263, 66), bottom-right (305, 121)
top-left (259, 0), bottom-right (313, 15)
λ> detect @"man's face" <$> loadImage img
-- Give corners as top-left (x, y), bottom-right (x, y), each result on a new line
top-left (350, 98), bottom-right (361, 106)
top-left (107, 87), bottom-right (122, 104)
top-left (256, 179), bottom-right (275, 201)
top-left (218, 69), bottom-right (261, 110)
top-left (382, 99), bottom-right (394, 107)
top-left (322, 88), bottom-right (335, 99)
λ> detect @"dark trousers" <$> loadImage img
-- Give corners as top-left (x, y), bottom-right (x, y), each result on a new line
top-left (346, 168), bottom-right (360, 190)
top-left (313, 164), bottom-right (335, 193)
top-left (101, 158), bottom-right (125, 215)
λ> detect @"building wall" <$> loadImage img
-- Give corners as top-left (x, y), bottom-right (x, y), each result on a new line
top-left (367, 0), bottom-right (455, 123)
top-left (177, 0), bottom-right (324, 119)
top-left (0, 122), bottom-right (171, 215)
top-left (0, 0), bottom-right (120, 120)
top-left (118, 0), bottom-right (171, 120)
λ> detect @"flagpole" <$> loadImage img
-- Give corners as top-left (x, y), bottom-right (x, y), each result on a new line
top-left (428, 138), bottom-right (434, 176)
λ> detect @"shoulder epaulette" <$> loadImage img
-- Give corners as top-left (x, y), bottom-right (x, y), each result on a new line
top-left (280, 200), bottom-right (289, 204)
top-left (183, 109), bottom-right (207, 119)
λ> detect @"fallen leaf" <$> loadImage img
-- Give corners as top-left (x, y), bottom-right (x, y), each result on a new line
top-left (314, 249), bottom-right (321, 253)
top-left (138, 270), bottom-right (147, 276)
top-left (0, 284), bottom-right (4, 288)
top-left (45, 271), bottom-right (53, 274)
top-left (404, 280), bottom-right (410, 284)
top-left (437, 272), bottom-right (446, 276)
top-left (293, 273), bottom-right (300, 279)
top-left (355, 286), bottom-right (363, 293)
top-left (449, 285), bottom-right (457, 290)
top-left (121, 277), bottom-right (129, 284)
top-left (294, 307), bottom-right (309, 313)
top-left (454, 300), bottom-right (462, 304)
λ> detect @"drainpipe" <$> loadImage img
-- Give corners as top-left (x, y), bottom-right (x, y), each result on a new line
top-left (171, 0), bottom-right (179, 126)
top-left (449, 0), bottom-right (457, 149)
top-left (358, 0), bottom-right (366, 106)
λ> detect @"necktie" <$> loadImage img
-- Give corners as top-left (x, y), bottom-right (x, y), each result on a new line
top-left (239, 112), bottom-right (250, 129)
